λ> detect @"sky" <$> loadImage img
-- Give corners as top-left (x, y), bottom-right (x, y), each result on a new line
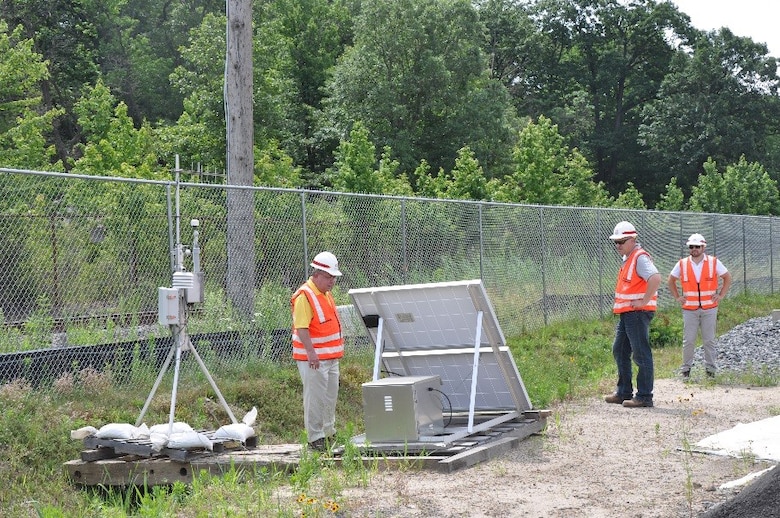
top-left (672, 0), bottom-right (779, 58)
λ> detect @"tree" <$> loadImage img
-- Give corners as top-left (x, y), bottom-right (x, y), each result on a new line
top-left (612, 181), bottom-right (646, 209)
top-left (654, 177), bottom-right (685, 211)
top-left (70, 80), bottom-right (160, 179)
top-left (320, 0), bottom-right (517, 178)
top-left (105, 0), bottom-right (223, 125)
top-left (529, 0), bottom-right (691, 199)
top-left (330, 121), bottom-right (412, 195)
top-left (445, 147), bottom-right (493, 201)
top-left (0, 21), bottom-right (63, 169)
top-left (0, 0), bottom-right (124, 168)
top-left (492, 116), bottom-right (611, 206)
top-left (689, 157), bottom-right (780, 215)
top-left (639, 28), bottom-right (780, 197)
top-left (268, 0), bottom-right (353, 180)
top-left (411, 147), bottom-right (493, 201)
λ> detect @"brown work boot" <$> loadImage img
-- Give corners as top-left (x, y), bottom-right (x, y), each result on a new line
top-left (604, 393), bottom-right (631, 404)
top-left (622, 398), bottom-right (653, 408)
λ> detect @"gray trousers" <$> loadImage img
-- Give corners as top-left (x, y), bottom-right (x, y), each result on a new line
top-left (681, 307), bottom-right (719, 373)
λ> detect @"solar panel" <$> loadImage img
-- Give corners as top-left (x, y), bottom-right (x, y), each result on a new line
top-left (349, 279), bottom-right (532, 443)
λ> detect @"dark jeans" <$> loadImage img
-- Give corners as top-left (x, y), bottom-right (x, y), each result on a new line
top-left (612, 310), bottom-right (655, 402)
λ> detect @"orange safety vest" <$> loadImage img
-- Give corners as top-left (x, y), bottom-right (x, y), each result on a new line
top-left (291, 283), bottom-right (344, 361)
top-left (613, 248), bottom-right (658, 314)
top-left (678, 255), bottom-right (719, 310)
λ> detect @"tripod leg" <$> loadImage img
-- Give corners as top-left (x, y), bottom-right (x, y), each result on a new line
top-left (135, 330), bottom-right (177, 427)
top-left (186, 335), bottom-right (239, 424)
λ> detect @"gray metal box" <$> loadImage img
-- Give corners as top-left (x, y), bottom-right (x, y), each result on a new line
top-left (362, 375), bottom-right (444, 442)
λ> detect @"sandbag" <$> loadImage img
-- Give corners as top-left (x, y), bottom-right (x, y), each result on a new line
top-left (149, 422), bottom-right (194, 435)
top-left (70, 426), bottom-right (98, 440)
top-left (165, 431), bottom-right (213, 451)
top-left (214, 422), bottom-right (255, 442)
top-left (95, 422), bottom-right (149, 440)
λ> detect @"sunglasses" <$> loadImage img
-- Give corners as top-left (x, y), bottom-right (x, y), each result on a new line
top-left (689, 245), bottom-right (702, 249)
top-left (613, 239), bottom-right (630, 245)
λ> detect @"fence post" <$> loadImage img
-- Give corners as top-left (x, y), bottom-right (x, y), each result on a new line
top-left (49, 213), bottom-right (61, 318)
top-left (401, 198), bottom-right (408, 284)
top-left (479, 203), bottom-right (484, 282)
top-left (742, 217), bottom-right (747, 295)
top-left (539, 207), bottom-right (548, 326)
top-left (301, 191), bottom-right (308, 277)
top-left (598, 209), bottom-right (604, 319)
top-left (769, 216), bottom-right (775, 295)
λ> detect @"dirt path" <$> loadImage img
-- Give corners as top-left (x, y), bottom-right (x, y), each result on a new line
top-left (342, 379), bottom-right (780, 517)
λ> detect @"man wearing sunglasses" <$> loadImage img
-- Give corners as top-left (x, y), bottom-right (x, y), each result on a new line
top-left (667, 234), bottom-right (731, 380)
top-left (605, 221), bottom-right (661, 408)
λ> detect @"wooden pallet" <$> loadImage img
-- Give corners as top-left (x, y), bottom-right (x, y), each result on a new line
top-left (65, 444), bottom-right (302, 487)
top-left (64, 412), bottom-right (548, 486)
top-left (80, 431), bottom-right (258, 462)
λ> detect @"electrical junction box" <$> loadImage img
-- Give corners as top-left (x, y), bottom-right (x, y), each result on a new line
top-left (362, 375), bottom-right (444, 442)
top-left (158, 287), bottom-right (180, 326)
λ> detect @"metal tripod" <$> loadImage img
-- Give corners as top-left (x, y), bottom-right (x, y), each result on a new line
top-left (135, 164), bottom-right (237, 430)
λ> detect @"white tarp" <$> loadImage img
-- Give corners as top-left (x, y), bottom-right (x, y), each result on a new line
top-left (694, 414), bottom-right (780, 462)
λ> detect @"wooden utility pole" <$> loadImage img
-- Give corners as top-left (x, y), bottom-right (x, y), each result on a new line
top-left (225, 0), bottom-right (255, 318)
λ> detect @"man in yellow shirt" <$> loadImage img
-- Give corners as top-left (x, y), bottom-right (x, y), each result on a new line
top-left (291, 251), bottom-right (344, 451)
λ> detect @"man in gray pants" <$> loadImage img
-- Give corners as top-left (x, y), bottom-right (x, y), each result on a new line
top-left (667, 233), bottom-right (731, 378)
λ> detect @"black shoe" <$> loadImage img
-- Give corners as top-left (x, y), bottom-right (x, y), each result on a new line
top-left (308, 437), bottom-right (327, 452)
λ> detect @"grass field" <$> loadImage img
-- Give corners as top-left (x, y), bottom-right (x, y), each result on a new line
top-left (1, 292), bottom-right (779, 517)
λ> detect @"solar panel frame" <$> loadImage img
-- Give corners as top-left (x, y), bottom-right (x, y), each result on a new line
top-left (348, 279), bottom-right (533, 421)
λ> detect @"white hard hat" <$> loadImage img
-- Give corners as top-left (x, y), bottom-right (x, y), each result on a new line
top-left (609, 221), bottom-right (638, 241)
top-left (310, 251), bottom-right (342, 276)
top-left (686, 233), bottom-right (707, 246)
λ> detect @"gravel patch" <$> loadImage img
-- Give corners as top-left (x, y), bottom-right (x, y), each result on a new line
top-left (710, 316), bottom-right (780, 373)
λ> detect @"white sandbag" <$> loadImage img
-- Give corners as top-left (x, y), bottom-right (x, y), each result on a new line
top-left (242, 406), bottom-right (258, 426)
top-left (149, 422), bottom-right (194, 435)
top-left (136, 423), bottom-right (150, 439)
top-left (213, 422), bottom-right (256, 442)
top-left (95, 422), bottom-right (148, 440)
top-left (165, 431), bottom-right (213, 451)
top-left (149, 432), bottom-right (169, 452)
top-left (70, 426), bottom-right (98, 440)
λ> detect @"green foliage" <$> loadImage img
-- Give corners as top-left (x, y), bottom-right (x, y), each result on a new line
top-left (493, 116), bottom-right (611, 206)
top-left (411, 147), bottom-right (493, 201)
top-left (330, 121), bottom-right (413, 195)
top-left (689, 157), bottom-right (780, 215)
top-left (71, 80), bottom-right (162, 179)
top-left (613, 182), bottom-right (647, 209)
top-left (655, 177), bottom-right (686, 211)
top-left (0, 21), bottom-right (64, 170)
top-left (255, 141), bottom-right (302, 188)
top-left (444, 147), bottom-right (493, 201)
top-left (529, 0), bottom-right (691, 201)
top-left (322, 0), bottom-right (516, 176)
top-left (639, 28), bottom-right (780, 198)
top-left (164, 9), bottom-right (298, 174)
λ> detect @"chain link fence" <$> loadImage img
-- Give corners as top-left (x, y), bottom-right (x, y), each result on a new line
top-left (1, 168), bottom-right (778, 386)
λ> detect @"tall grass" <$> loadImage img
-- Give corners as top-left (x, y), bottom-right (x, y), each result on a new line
top-left (1, 292), bottom-right (779, 516)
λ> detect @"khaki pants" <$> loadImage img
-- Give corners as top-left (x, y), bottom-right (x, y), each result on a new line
top-left (297, 359), bottom-right (340, 442)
